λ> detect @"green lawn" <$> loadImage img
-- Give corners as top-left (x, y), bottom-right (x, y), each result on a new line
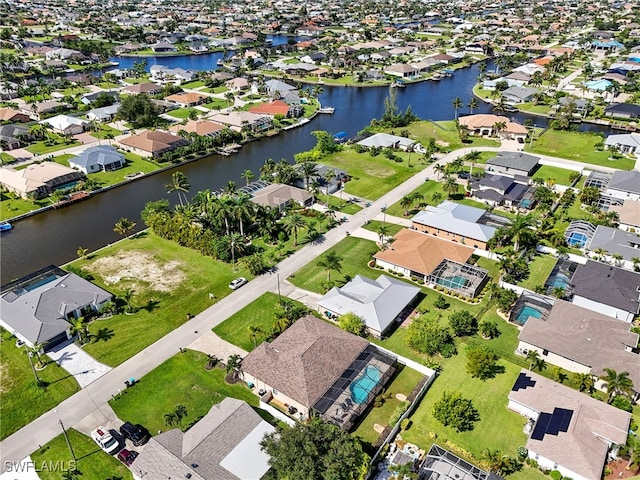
top-left (361, 220), bottom-right (403, 237)
top-left (89, 124), bottom-right (121, 140)
top-left (384, 179), bottom-right (448, 217)
top-left (397, 120), bottom-right (499, 152)
top-left (97, 81), bottom-right (119, 89)
top-left (180, 80), bottom-right (206, 89)
top-left (71, 233), bottom-right (255, 366)
top-left (0, 331), bottom-right (80, 440)
top-left (527, 130), bottom-right (635, 170)
top-left (326, 196), bottom-right (364, 214)
top-left (31, 429), bottom-right (132, 480)
top-left (402, 344), bottom-right (528, 458)
top-left (0, 192), bottom-right (52, 221)
top-left (213, 292), bottom-right (311, 352)
top-left (202, 98), bottom-right (229, 110)
top-left (109, 349), bottom-right (257, 435)
top-left (203, 86), bottom-right (228, 94)
top-left (166, 108), bottom-right (194, 120)
top-left (26, 138), bottom-right (80, 155)
top-left (531, 165), bottom-right (579, 187)
top-left (353, 365), bottom-right (423, 450)
top-left (517, 254), bottom-right (557, 291)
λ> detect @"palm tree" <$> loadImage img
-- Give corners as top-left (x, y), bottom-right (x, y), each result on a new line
top-left (468, 97), bottom-right (479, 114)
top-left (323, 169), bottom-right (337, 205)
top-left (316, 251), bottom-right (343, 282)
top-left (600, 368), bottom-right (634, 403)
top-left (224, 91), bottom-right (235, 109)
top-left (76, 246), bottom-right (88, 258)
top-left (283, 212), bottom-right (306, 246)
top-left (69, 316), bottom-right (89, 344)
top-left (163, 412), bottom-right (179, 428)
top-left (492, 121), bottom-right (507, 138)
top-left (443, 175), bottom-right (459, 198)
top-left (452, 97), bottom-right (463, 120)
top-left (526, 350), bottom-right (541, 371)
top-left (174, 404), bottom-right (188, 427)
top-left (299, 161), bottom-right (318, 190)
top-left (377, 224), bottom-right (390, 249)
top-left (260, 158), bottom-right (277, 179)
top-left (247, 325), bottom-right (264, 348)
top-left (241, 169), bottom-right (254, 186)
top-left (226, 354), bottom-right (242, 380)
top-left (165, 171), bottom-right (190, 206)
top-left (508, 214), bottom-right (535, 252)
top-left (114, 217), bottom-right (136, 239)
top-left (482, 449), bottom-right (504, 474)
top-left (400, 195), bottom-right (414, 216)
top-left (624, 435), bottom-right (640, 470)
top-left (576, 373), bottom-right (594, 393)
top-left (120, 287), bottom-right (136, 314)
top-left (433, 163), bottom-right (445, 180)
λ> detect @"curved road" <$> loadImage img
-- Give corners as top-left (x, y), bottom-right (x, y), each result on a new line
top-left (0, 144), bottom-right (629, 466)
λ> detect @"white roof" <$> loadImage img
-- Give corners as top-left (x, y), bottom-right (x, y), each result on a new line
top-left (357, 133), bottom-right (415, 149)
top-left (41, 114), bottom-right (87, 130)
top-left (218, 422), bottom-right (274, 479)
top-left (412, 201), bottom-right (497, 242)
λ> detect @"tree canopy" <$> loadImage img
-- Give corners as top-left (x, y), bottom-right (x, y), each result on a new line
top-left (260, 419), bottom-right (369, 480)
top-left (117, 93), bottom-right (159, 127)
top-left (432, 391), bottom-right (480, 432)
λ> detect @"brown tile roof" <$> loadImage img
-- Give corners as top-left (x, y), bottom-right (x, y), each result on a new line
top-left (122, 82), bottom-right (163, 94)
top-left (165, 92), bottom-right (206, 105)
top-left (250, 183), bottom-right (312, 208)
top-left (248, 100), bottom-right (290, 116)
top-left (509, 370), bottom-right (630, 480)
top-left (169, 120), bottom-right (225, 136)
top-left (374, 228), bottom-right (473, 276)
top-left (119, 130), bottom-right (188, 154)
top-left (459, 114), bottom-right (528, 134)
top-left (609, 200), bottom-right (640, 228)
top-left (241, 315), bottom-right (369, 407)
top-left (0, 108), bottom-right (29, 122)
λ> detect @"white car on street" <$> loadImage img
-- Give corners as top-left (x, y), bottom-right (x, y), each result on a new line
top-left (229, 277), bottom-right (248, 290)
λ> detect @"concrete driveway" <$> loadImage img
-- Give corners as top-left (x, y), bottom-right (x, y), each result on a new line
top-left (47, 340), bottom-right (112, 389)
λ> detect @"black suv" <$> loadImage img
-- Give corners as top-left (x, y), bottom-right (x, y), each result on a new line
top-left (119, 422), bottom-right (150, 447)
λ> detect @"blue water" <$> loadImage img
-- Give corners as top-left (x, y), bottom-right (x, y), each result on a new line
top-left (350, 365), bottom-right (381, 404)
top-left (436, 275), bottom-right (469, 289)
top-left (567, 232), bottom-right (588, 247)
top-left (515, 305), bottom-right (543, 326)
top-left (550, 274), bottom-right (570, 289)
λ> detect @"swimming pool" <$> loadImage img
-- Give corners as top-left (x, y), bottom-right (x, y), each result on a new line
top-left (436, 275), bottom-right (469, 289)
top-left (350, 365), bottom-right (381, 404)
top-left (514, 305), bottom-right (544, 326)
top-left (550, 273), bottom-right (570, 289)
top-left (567, 232), bottom-right (588, 247)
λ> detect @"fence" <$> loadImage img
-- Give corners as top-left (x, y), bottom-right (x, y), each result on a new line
top-left (259, 400), bottom-right (296, 427)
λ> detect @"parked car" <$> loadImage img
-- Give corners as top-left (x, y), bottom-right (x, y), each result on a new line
top-left (117, 448), bottom-right (138, 466)
top-left (91, 426), bottom-right (120, 455)
top-left (228, 277), bottom-right (248, 290)
top-left (119, 422), bottom-right (149, 447)
top-left (457, 172), bottom-right (470, 179)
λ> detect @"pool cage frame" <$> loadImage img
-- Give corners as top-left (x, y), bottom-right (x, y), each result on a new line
top-left (509, 292), bottom-right (555, 326)
top-left (544, 257), bottom-right (578, 297)
top-left (312, 344), bottom-right (397, 431)
top-left (564, 220), bottom-right (597, 248)
top-left (237, 180), bottom-right (271, 196)
top-left (428, 259), bottom-right (489, 298)
top-left (584, 171), bottom-right (612, 190)
top-left (418, 444), bottom-right (491, 480)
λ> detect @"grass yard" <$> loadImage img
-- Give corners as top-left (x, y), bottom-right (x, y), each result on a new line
top-left (320, 148), bottom-right (425, 200)
top-left (353, 365), bottom-right (424, 451)
top-left (531, 165), bottom-right (579, 187)
top-left (384, 179), bottom-right (447, 218)
top-left (89, 124), bottom-right (121, 140)
top-left (527, 130), bottom-right (635, 170)
top-left (402, 344), bottom-right (528, 459)
top-left (70, 232), bottom-right (254, 366)
top-left (31, 429), bottom-right (132, 480)
top-left (289, 237), bottom-right (380, 293)
top-left (202, 98), bottom-right (228, 110)
top-left (213, 293), bottom-right (311, 352)
top-left (517, 254), bottom-right (557, 291)
top-left (326, 195), bottom-right (364, 214)
top-left (397, 120), bottom-right (499, 152)
top-left (166, 108), bottom-right (194, 120)
top-left (362, 220), bottom-right (403, 237)
top-left (26, 138), bottom-right (80, 155)
top-left (109, 349), bottom-right (257, 435)
top-left (180, 80), bottom-right (206, 89)
top-left (0, 192), bottom-right (51, 221)
top-left (0, 331), bottom-right (80, 440)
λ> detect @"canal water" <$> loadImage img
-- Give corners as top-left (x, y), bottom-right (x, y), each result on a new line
top-left (0, 60), bottom-right (611, 284)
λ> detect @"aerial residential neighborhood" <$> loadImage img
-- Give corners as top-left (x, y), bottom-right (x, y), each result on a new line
top-left (0, 0), bottom-right (639, 479)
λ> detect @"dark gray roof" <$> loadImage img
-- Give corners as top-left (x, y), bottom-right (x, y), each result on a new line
top-left (478, 174), bottom-right (514, 192)
top-left (487, 151), bottom-right (539, 173)
top-left (133, 398), bottom-right (274, 480)
top-left (587, 225), bottom-right (640, 262)
top-left (607, 170), bottom-right (640, 196)
top-left (473, 189), bottom-right (503, 203)
top-left (570, 260), bottom-right (640, 314)
top-left (504, 183), bottom-right (528, 202)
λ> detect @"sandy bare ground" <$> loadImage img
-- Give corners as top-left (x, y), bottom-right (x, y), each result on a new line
top-left (90, 251), bottom-right (185, 293)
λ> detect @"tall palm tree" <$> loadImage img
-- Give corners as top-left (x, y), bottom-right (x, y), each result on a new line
top-left (163, 412), bottom-right (179, 428)
top-left (283, 212), bottom-right (306, 246)
top-left (377, 224), bottom-right (390, 249)
top-left (452, 97), bottom-right (463, 120)
top-left (323, 169), bottom-right (337, 205)
top-left (526, 350), bottom-right (541, 371)
top-left (247, 325), bottom-right (264, 348)
top-left (433, 163), bottom-right (445, 180)
top-left (231, 193), bottom-right (254, 236)
top-left (600, 368), bottom-right (634, 403)
top-left (241, 169), bottom-right (254, 186)
top-left (69, 316), bottom-right (89, 344)
top-left (400, 195), bottom-right (414, 216)
top-left (226, 354), bottom-right (242, 380)
top-left (165, 172), bottom-right (190, 206)
top-left (443, 175), bottom-right (459, 198)
top-left (260, 158), bottom-right (277, 179)
top-left (468, 97), bottom-right (479, 114)
top-left (576, 373), bottom-right (594, 393)
top-left (316, 251), bottom-right (343, 282)
top-left (299, 161), bottom-right (318, 190)
top-left (224, 91), bottom-right (235, 109)
top-left (508, 214), bottom-right (535, 252)
top-left (114, 217), bottom-right (136, 239)
top-left (492, 121), bottom-right (507, 138)
top-left (120, 287), bottom-right (136, 314)
top-left (76, 246), bottom-right (88, 258)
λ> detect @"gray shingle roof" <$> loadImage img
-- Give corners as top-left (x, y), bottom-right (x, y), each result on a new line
top-left (607, 170), bottom-right (640, 196)
top-left (69, 145), bottom-right (124, 169)
top-left (412, 201), bottom-right (497, 242)
top-left (570, 260), bottom-right (640, 315)
top-left (487, 151), bottom-right (539, 173)
top-left (241, 315), bottom-right (369, 408)
top-left (587, 225), bottom-right (640, 262)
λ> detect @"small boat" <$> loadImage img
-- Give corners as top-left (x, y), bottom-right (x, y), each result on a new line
top-left (391, 79), bottom-right (406, 88)
top-left (0, 222), bottom-right (13, 232)
top-left (431, 73), bottom-right (443, 81)
top-left (216, 59), bottom-right (224, 66)
top-left (318, 106), bottom-right (335, 114)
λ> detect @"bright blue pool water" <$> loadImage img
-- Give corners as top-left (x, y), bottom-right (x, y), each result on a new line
top-left (350, 365), bottom-right (381, 404)
top-left (550, 274), bottom-right (570, 289)
top-left (567, 232), bottom-right (588, 247)
top-left (514, 305), bottom-right (544, 326)
top-left (436, 275), bottom-right (469, 289)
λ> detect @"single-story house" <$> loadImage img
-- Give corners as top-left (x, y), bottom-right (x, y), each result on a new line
top-left (150, 41), bottom-right (177, 53)
top-left (31, 101), bottom-right (69, 119)
top-left (132, 398), bottom-right (273, 480)
top-left (122, 82), bottom-right (163, 95)
top-left (608, 200), bottom-right (640, 232)
top-left (41, 114), bottom-right (87, 135)
top-left (0, 162), bottom-right (85, 199)
top-left (357, 133), bottom-right (415, 151)
top-left (458, 114), bottom-right (528, 140)
top-left (86, 104), bottom-right (120, 123)
top-left (586, 225), bottom-right (640, 267)
top-left (249, 183), bottom-right (313, 211)
top-left (80, 91), bottom-right (119, 106)
top-left (486, 151), bottom-right (539, 177)
top-left (263, 79), bottom-right (296, 97)
top-left (68, 146), bottom-right (125, 174)
top-left (385, 64), bottom-right (420, 79)
top-left (501, 86), bottom-right (539, 104)
top-left (209, 112), bottom-right (273, 133)
top-left (605, 103), bottom-right (640, 119)
top-left (169, 119), bottom-right (225, 137)
top-left (569, 261), bottom-right (640, 323)
top-left (248, 100), bottom-right (302, 118)
top-left (0, 124), bottom-right (29, 151)
top-left (0, 265), bottom-right (113, 350)
top-left (411, 201), bottom-right (498, 250)
top-left (0, 107), bottom-right (30, 123)
top-left (225, 77), bottom-right (250, 92)
top-left (164, 92), bottom-right (207, 108)
top-left (241, 315), bottom-right (396, 429)
top-left (604, 170), bottom-right (640, 201)
top-left (292, 164), bottom-right (347, 195)
top-left (604, 132), bottom-right (640, 156)
top-left (470, 174), bottom-right (536, 209)
top-left (118, 130), bottom-right (189, 158)
top-left (508, 370), bottom-right (630, 480)
top-left (318, 274), bottom-right (420, 338)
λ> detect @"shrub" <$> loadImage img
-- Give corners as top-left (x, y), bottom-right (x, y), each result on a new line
top-left (440, 342), bottom-right (457, 358)
top-left (466, 346), bottom-right (499, 380)
top-left (449, 310), bottom-right (478, 337)
top-left (434, 295), bottom-right (448, 309)
top-left (400, 418), bottom-right (411, 431)
top-left (432, 391), bottom-right (479, 432)
top-left (550, 471), bottom-right (562, 480)
top-left (406, 316), bottom-right (454, 356)
top-left (389, 401), bottom-right (410, 427)
top-left (517, 446), bottom-right (528, 462)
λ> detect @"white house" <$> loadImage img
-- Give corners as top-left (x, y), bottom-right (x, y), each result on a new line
top-left (41, 114), bottom-right (87, 135)
top-left (68, 146), bottom-right (125, 174)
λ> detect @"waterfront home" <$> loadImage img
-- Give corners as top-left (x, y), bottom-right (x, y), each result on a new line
top-left (209, 111), bottom-right (272, 133)
top-left (169, 119), bottom-right (225, 137)
top-left (122, 82), bottom-right (163, 95)
top-left (508, 370), bottom-right (630, 480)
top-left (605, 103), bottom-right (640, 119)
top-left (41, 114), bottom-right (87, 135)
top-left (86, 104), bottom-right (120, 123)
top-left (150, 41), bottom-right (177, 53)
top-left (318, 274), bottom-right (420, 338)
top-left (0, 162), bottom-right (85, 199)
top-left (263, 79), bottom-right (296, 97)
top-left (0, 265), bottom-right (113, 350)
top-left (164, 92), bottom-right (207, 107)
top-left (80, 91), bottom-right (119, 106)
top-left (248, 183), bottom-right (313, 212)
top-left (132, 398), bottom-right (274, 480)
top-left (356, 133), bottom-right (416, 151)
top-left (0, 124), bottom-right (29, 150)
top-left (458, 114), bottom-right (528, 141)
top-left (486, 151), bottom-right (540, 177)
top-left (118, 130), bottom-right (189, 158)
top-left (241, 315), bottom-right (396, 430)
top-left (411, 201), bottom-right (498, 250)
top-left (248, 100), bottom-right (302, 118)
top-left (385, 64), bottom-right (420, 79)
top-left (0, 107), bottom-right (30, 123)
top-left (501, 86), bottom-right (539, 104)
top-left (604, 132), bottom-right (640, 157)
top-left (292, 164), bottom-right (347, 194)
top-left (150, 65), bottom-right (195, 83)
top-left (68, 145), bottom-right (125, 174)
top-left (569, 261), bottom-right (640, 322)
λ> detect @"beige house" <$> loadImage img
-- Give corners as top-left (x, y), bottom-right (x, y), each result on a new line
top-left (0, 162), bottom-right (85, 198)
top-left (209, 111), bottom-right (273, 133)
top-left (118, 130), bottom-right (189, 158)
top-left (249, 183), bottom-right (313, 211)
top-left (164, 92), bottom-right (207, 107)
top-left (169, 119), bottom-right (225, 137)
top-left (458, 114), bottom-right (528, 140)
